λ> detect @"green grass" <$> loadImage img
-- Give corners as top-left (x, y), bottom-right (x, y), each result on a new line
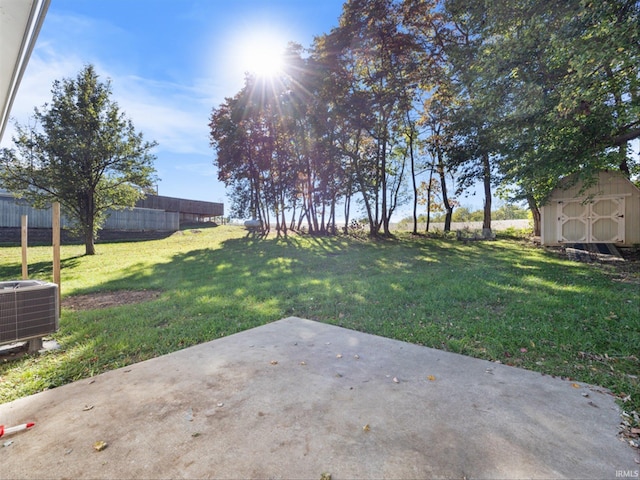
top-left (0, 226), bottom-right (638, 421)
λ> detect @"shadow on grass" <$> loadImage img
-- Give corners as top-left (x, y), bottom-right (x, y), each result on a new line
top-left (1, 233), bottom-right (638, 412)
top-left (0, 256), bottom-right (82, 280)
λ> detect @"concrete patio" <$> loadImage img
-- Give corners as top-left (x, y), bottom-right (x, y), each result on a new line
top-left (0, 317), bottom-right (637, 479)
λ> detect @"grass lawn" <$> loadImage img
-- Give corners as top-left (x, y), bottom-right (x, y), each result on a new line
top-left (0, 225), bottom-right (638, 423)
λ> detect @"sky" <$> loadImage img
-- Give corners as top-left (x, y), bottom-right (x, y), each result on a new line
top-left (2, 0), bottom-right (347, 212)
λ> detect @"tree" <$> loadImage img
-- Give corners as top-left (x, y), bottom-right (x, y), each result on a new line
top-left (443, 0), bottom-right (640, 233)
top-left (325, 0), bottom-right (423, 236)
top-left (0, 65), bottom-right (157, 255)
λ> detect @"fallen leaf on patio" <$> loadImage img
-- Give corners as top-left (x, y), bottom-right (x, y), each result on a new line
top-left (270, 360), bottom-right (278, 365)
top-left (427, 375), bottom-right (436, 381)
top-left (393, 377), bottom-right (399, 383)
top-left (82, 404), bottom-right (94, 411)
top-left (336, 354), bottom-right (343, 359)
top-left (362, 424), bottom-right (370, 432)
top-left (93, 441), bottom-right (108, 452)
top-left (300, 361), bottom-right (306, 366)
top-left (631, 428), bottom-right (640, 435)
top-left (354, 354), bottom-right (360, 359)
top-left (3, 441), bottom-right (13, 448)
top-left (320, 472), bottom-right (332, 480)
top-left (571, 383), bottom-right (580, 388)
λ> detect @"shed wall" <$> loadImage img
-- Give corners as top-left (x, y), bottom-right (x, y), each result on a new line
top-left (541, 171), bottom-right (640, 246)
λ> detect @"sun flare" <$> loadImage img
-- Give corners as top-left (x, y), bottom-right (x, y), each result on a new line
top-left (237, 31), bottom-right (286, 78)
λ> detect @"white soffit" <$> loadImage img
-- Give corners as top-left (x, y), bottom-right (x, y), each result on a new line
top-left (0, 0), bottom-right (50, 141)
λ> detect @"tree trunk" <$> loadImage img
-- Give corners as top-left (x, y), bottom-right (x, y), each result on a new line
top-left (280, 193), bottom-right (287, 237)
top-left (353, 154), bottom-right (377, 235)
top-left (84, 226), bottom-right (95, 255)
top-left (407, 113), bottom-right (418, 235)
top-left (425, 171), bottom-right (434, 233)
top-left (619, 144), bottom-right (630, 178)
top-left (330, 195), bottom-right (337, 235)
top-left (527, 195), bottom-right (541, 237)
top-left (289, 199), bottom-right (297, 231)
top-left (411, 156), bottom-right (418, 234)
top-left (343, 189), bottom-right (351, 234)
top-left (381, 134), bottom-right (391, 236)
top-left (482, 153), bottom-right (492, 238)
top-left (82, 193), bottom-right (96, 255)
top-left (437, 149), bottom-right (453, 232)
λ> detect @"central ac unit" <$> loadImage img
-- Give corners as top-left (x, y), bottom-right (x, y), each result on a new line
top-left (0, 280), bottom-right (59, 345)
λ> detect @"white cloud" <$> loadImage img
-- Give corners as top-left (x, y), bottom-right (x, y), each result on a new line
top-left (1, 54), bottom-right (214, 159)
top-left (174, 161), bottom-right (217, 177)
top-left (110, 74), bottom-right (211, 156)
top-left (0, 46), bottom-right (85, 147)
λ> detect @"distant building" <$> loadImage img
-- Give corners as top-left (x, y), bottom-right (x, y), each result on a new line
top-left (0, 191), bottom-right (224, 239)
top-left (135, 194), bottom-right (224, 225)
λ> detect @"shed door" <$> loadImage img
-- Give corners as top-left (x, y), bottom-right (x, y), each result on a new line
top-left (557, 197), bottom-right (625, 243)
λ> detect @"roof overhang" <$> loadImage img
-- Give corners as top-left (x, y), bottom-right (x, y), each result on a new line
top-left (0, 0), bottom-right (50, 142)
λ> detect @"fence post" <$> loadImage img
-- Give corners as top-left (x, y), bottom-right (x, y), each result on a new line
top-left (52, 202), bottom-right (61, 313)
top-left (21, 215), bottom-right (28, 279)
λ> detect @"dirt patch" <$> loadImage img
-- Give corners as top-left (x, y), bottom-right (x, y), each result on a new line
top-left (62, 290), bottom-right (162, 311)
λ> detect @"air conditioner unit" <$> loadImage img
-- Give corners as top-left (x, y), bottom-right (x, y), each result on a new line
top-left (0, 280), bottom-right (59, 345)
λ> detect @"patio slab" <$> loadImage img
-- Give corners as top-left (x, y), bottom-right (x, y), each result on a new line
top-left (0, 317), bottom-right (637, 479)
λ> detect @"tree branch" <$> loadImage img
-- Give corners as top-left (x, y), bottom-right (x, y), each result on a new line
top-left (612, 126), bottom-right (640, 146)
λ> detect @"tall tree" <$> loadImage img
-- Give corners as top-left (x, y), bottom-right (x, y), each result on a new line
top-left (444, 0), bottom-right (640, 231)
top-left (0, 65), bottom-right (157, 255)
top-left (326, 0), bottom-right (423, 236)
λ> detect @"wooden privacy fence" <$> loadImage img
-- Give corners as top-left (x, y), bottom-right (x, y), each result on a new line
top-left (0, 195), bottom-right (179, 231)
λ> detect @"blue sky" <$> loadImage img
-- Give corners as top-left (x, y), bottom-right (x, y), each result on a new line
top-left (2, 0), bottom-right (346, 210)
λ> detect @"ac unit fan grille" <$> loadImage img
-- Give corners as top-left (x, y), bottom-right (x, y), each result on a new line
top-left (0, 281), bottom-right (59, 345)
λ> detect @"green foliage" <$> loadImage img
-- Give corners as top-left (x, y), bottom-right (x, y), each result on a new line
top-left (210, 1), bottom-right (638, 239)
top-left (445, 0), bottom-right (640, 203)
top-left (0, 65), bottom-right (157, 255)
top-left (401, 203), bottom-right (528, 225)
top-left (492, 203), bottom-right (529, 220)
top-left (450, 207), bottom-right (483, 222)
top-left (0, 227), bottom-right (637, 418)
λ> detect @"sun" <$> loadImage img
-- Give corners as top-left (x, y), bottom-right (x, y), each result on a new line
top-left (237, 31), bottom-right (286, 78)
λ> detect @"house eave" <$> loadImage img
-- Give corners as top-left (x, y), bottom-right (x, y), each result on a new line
top-left (0, 0), bottom-right (50, 141)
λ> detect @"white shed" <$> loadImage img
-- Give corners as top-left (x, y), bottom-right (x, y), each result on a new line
top-left (541, 170), bottom-right (640, 246)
